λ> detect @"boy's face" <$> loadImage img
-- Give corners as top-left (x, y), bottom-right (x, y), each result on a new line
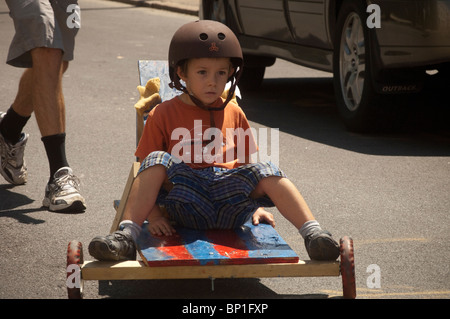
top-left (177, 57), bottom-right (234, 106)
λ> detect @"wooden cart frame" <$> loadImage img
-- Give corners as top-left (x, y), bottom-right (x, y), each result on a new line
top-left (66, 61), bottom-right (356, 299)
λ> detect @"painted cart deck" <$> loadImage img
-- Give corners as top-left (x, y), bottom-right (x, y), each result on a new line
top-left (77, 221), bottom-right (340, 283)
top-left (137, 221), bottom-right (299, 266)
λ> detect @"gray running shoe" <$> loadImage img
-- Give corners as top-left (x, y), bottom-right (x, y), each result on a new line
top-left (0, 113), bottom-right (28, 185)
top-left (43, 167), bottom-right (86, 213)
top-left (88, 231), bottom-right (137, 261)
top-left (304, 230), bottom-right (340, 261)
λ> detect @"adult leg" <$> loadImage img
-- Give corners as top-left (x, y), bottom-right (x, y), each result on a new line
top-left (0, 50), bottom-right (66, 145)
top-left (0, 48), bottom-right (67, 150)
top-left (2, 0), bottom-right (84, 211)
top-left (24, 47), bottom-right (85, 212)
top-left (10, 69), bottom-right (33, 118)
top-left (31, 47), bottom-right (71, 180)
top-left (0, 67), bottom-right (33, 185)
top-left (30, 47), bottom-right (66, 137)
top-left (7, 47), bottom-right (69, 174)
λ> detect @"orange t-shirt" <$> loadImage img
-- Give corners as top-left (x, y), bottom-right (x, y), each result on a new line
top-left (135, 96), bottom-right (258, 169)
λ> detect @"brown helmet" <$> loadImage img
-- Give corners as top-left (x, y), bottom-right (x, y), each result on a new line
top-left (168, 20), bottom-right (243, 111)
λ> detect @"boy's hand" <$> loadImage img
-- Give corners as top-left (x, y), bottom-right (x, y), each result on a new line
top-left (252, 208), bottom-right (275, 228)
top-left (147, 216), bottom-right (176, 236)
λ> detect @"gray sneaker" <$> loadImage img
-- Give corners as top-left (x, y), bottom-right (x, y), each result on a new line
top-left (42, 167), bottom-right (86, 213)
top-left (88, 231), bottom-right (137, 261)
top-left (0, 113), bottom-right (28, 185)
top-left (304, 230), bottom-right (340, 261)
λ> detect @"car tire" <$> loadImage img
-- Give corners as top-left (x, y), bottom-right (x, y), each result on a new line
top-left (239, 64), bottom-right (266, 91)
top-left (333, 0), bottom-right (381, 132)
top-left (239, 54), bottom-right (276, 91)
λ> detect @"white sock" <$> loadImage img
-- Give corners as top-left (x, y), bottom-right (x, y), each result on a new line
top-left (119, 220), bottom-right (141, 242)
top-left (299, 220), bottom-right (321, 239)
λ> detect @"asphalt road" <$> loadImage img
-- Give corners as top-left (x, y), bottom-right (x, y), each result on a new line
top-left (0, 0), bottom-right (449, 301)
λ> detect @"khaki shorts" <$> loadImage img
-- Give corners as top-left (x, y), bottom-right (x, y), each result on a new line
top-left (6, 0), bottom-right (79, 68)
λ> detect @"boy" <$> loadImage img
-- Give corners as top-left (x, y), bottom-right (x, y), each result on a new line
top-left (89, 20), bottom-right (339, 261)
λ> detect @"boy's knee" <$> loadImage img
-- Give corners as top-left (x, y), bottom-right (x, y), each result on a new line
top-left (136, 162), bottom-right (172, 191)
top-left (251, 176), bottom-right (283, 199)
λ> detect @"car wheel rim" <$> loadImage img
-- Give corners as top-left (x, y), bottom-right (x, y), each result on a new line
top-left (339, 12), bottom-right (365, 112)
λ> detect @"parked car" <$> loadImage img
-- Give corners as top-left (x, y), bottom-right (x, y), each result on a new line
top-left (200, 0), bottom-right (450, 132)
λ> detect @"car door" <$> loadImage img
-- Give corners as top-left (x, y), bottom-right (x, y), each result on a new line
top-left (287, 0), bottom-right (331, 49)
top-left (236, 0), bottom-right (295, 43)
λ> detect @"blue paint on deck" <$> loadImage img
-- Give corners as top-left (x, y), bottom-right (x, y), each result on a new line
top-left (137, 220), bottom-right (299, 266)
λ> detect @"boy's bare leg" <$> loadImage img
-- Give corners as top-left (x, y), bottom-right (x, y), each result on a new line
top-left (250, 176), bottom-right (315, 229)
top-left (88, 165), bottom-right (170, 261)
top-left (251, 176), bottom-right (340, 260)
top-left (122, 164), bottom-right (169, 224)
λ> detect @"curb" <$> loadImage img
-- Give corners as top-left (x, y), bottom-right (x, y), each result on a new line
top-left (109, 0), bottom-right (199, 16)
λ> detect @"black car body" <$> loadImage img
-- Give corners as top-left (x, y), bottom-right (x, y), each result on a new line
top-left (200, 0), bottom-right (450, 131)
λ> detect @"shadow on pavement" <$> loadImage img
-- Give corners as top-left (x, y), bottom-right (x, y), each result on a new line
top-left (241, 77), bottom-right (450, 157)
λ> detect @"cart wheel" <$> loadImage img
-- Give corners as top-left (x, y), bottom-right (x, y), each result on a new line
top-left (340, 236), bottom-right (356, 299)
top-left (66, 240), bottom-right (84, 299)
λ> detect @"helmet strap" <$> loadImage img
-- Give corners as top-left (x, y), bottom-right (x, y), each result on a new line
top-left (169, 67), bottom-right (242, 135)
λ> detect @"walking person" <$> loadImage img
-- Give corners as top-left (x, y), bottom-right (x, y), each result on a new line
top-left (0, 0), bottom-right (85, 213)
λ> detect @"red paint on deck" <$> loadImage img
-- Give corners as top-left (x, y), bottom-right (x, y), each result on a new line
top-left (205, 230), bottom-right (249, 259)
top-left (154, 234), bottom-right (194, 260)
top-left (138, 222), bottom-right (300, 266)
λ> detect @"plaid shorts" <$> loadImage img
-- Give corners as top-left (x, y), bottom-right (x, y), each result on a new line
top-left (138, 151), bottom-right (286, 230)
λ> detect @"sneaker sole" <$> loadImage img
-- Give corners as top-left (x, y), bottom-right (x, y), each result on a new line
top-left (43, 197), bottom-right (86, 213)
top-left (0, 168), bottom-right (27, 185)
